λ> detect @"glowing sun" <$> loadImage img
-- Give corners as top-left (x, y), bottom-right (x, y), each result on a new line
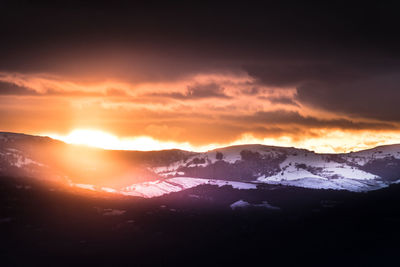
top-left (49, 130), bottom-right (120, 149)
top-left (43, 129), bottom-right (202, 151)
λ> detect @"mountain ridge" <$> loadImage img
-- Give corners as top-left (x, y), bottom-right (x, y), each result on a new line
top-left (2, 131), bottom-right (394, 154)
top-left (1, 131), bottom-right (400, 196)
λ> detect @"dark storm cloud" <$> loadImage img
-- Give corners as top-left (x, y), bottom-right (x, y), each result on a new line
top-left (244, 61), bottom-right (374, 87)
top-left (242, 87), bottom-right (262, 95)
top-left (1, 0), bottom-right (400, 125)
top-left (244, 57), bottom-right (400, 122)
top-left (296, 73), bottom-right (400, 121)
top-left (0, 81), bottom-right (38, 95)
top-left (223, 110), bottom-right (396, 130)
top-left (1, 1), bottom-right (399, 73)
top-left (249, 126), bottom-right (301, 136)
top-left (0, 80), bottom-right (124, 98)
top-left (186, 83), bottom-right (230, 99)
top-left (147, 83), bottom-right (231, 100)
top-left (243, 57), bottom-right (400, 121)
top-left (268, 96), bottom-right (298, 107)
top-left (258, 96), bottom-right (299, 107)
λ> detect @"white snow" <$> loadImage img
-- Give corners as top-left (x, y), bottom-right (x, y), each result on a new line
top-left (2, 137), bottom-right (398, 197)
top-left (321, 166), bottom-right (377, 180)
top-left (230, 200), bottom-right (280, 210)
top-left (14, 156), bottom-right (44, 168)
top-left (230, 200), bottom-right (251, 209)
top-left (158, 171), bottom-right (185, 177)
top-left (345, 144), bottom-right (400, 166)
top-left (121, 180), bottom-right (182, 198)
top-left (151, 144), bottom-right (383, 194)
top-left (168, 177), bottom-right (257, 190)
top-left (3, 150), bottom-right (45, 168)
top-left (260, 177), bottom-right (387, 192)
top-left (272, 153), bottom-right (378, 180)
top-left (216, 180), bottom-right (257, 190)
top-left (74, 183), bottom-right (96, 191)
top-left (152, 144), bottom-right (301, 176)
top-left (151, 159), bottom-right (192, 174)
top-left (253, 149), bottom-right (386, 192)
top-left (121, 177), bottom-right (257, 198)
top-left (101, 187), bottom-right (118, 193)
top-left (262, 166), bottom-right (322, 182)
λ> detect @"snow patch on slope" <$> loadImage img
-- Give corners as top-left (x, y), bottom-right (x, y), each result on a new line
top-left (2, 148), bottom-right (45, 168)
top-left (230, 200), bottom-right (280, 210)
top-left (168, 177), bottom-right (257, 190)
top-left (121, 180), bottom-right (183, 198)
top-left (74, 183), bottom-right (96, 191)
top-left (121, 177), bottom-right (257, 198)
top-left (261, 177), bottom-right (388, 192)
top-left (345, 144), bottom-right (400, 166)
top-left (275, 153), bottom-right (378, 180)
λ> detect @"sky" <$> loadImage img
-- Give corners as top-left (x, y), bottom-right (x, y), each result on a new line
top-left (1, 1), bottom-right (400, 153)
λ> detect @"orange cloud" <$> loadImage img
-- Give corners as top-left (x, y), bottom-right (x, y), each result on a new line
top-left (1, 70), bottom-right (400, 153)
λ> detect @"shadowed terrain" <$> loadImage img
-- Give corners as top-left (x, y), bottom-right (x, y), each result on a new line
top-left (1, 132), bottom-right (400, 266)
top-left (1, 175), bottom-right (400, 266)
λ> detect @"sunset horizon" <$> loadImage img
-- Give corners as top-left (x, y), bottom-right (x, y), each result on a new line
top-left (1, 2), bottom-right (400, 154)
top-left (2, 1), bottom-right (400, 266)
top-left (27, 129), bottom-right (400, 154)
top-left (2, 66), bottom-right (400, 153)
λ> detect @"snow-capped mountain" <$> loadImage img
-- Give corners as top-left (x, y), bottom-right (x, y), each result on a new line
top-left (147, 144), bottom-right (400, 193)
top-left (1, 132), bottom-right (400, 196)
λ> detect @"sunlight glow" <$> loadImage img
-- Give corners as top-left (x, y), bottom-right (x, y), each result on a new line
top-left (42, 129), bottom-right (400, 153)
top-left (44, 129), bottom-right (214, 151)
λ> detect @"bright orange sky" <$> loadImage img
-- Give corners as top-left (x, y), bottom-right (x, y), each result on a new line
top-left (1, 3), bottom-right (400, 153)
top-left (1, 70), bottom-right (400, 153)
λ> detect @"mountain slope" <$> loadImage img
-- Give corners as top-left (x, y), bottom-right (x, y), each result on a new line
top-left (1, 132), bottom-right (400, 196)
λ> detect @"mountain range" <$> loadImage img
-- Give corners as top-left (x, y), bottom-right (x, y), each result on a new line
top-left (2, 131), bottom-right (400, 266)
top-left (1, 132), bottom-right (399, 197)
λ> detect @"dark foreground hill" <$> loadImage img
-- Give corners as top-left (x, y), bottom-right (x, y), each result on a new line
top-left (1, 175), bottom-right (400, 267)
